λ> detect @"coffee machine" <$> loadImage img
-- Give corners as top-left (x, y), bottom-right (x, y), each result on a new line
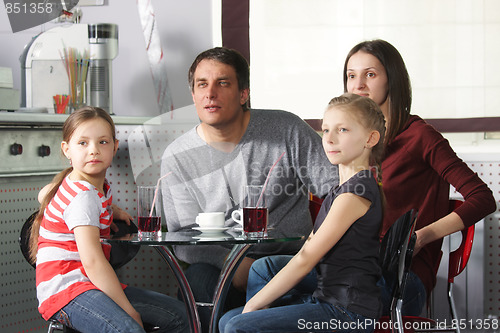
top-left (20, 23), bottom-right (118, 114)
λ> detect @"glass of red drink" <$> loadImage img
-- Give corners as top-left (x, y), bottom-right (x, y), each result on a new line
top-left (242, 185), bottom-right (268, 237)
top-left (137, 185), bottom-right (162, 239)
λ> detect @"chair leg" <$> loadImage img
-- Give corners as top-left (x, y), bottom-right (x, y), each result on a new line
top-left (47, 321), bottom-right (55, 333)
top-left (48, 320), bottom-right (63, 332)
top-left (447, 283), bottom-right (460, 333)
top-left (427, 291), bottom-right (434, 319)
top-left (47, 319), bottom-right (68, 332)
top-left (392, 298), bottom-right (405, 333)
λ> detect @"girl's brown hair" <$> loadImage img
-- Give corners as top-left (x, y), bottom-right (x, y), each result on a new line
top-left (327, 93), bottom-right (387, 212)
top-left (28, 107), bottom-right (116, 264)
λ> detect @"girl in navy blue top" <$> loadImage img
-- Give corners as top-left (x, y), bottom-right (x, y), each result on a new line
top-left (220, 93), bottom-right (387, 332)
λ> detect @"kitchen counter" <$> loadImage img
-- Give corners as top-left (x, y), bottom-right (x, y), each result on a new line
top-left (0, 112), bottom-right (153, 126)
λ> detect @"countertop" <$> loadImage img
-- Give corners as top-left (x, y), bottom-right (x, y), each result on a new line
top-left (0, 111), bottom-right (152, 126)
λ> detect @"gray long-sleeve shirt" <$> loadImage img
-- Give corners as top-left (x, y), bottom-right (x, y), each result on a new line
top-left (161, 109), bottom-right (338, 268)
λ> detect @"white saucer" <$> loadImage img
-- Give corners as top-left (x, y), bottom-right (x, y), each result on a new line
top-left (192, 227), bottom-right (230, 234)
top-left (193, 235), bottom-right (230, 241)
top-left (232, 226), bottom-right (273, 232)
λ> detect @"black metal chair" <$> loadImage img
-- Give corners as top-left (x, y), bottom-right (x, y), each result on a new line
top-left (376, 209), bottom-right (418, 333)
top-left (400, 200), bottom-right (474, 333)
top-left (19, 211), bottom-right (145, 333)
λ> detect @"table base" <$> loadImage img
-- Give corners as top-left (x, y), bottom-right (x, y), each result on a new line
top-left (154, 244), bottom-right (252, 333)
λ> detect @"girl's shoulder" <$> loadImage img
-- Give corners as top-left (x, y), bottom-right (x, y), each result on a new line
top-left (335, 170), bottom-right (378, 202)
top-left (60, 177), bottom-right (111, 199)
top-left (63, 177), bottom-right (94, 194)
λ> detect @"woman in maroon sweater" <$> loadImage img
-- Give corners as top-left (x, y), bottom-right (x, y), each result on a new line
top-left (343, 39), bottom-right (496, 315)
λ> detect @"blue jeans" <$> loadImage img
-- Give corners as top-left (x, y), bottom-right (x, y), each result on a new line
top-left (51, 286), bottom-right (188, 333)
top-left (247, 255), bottom-right (427, 317)
top-left (246, 255), bottom-right (317, 302)
top-left (219, 295), bottom-right (375, 333)
top-left (220, 256), bottom-right (374, 332)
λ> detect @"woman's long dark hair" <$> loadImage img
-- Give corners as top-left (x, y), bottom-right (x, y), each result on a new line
top-left (343, 39), bottom-right (412, 145)
top-left (28, 107), bottom-right (115, 264)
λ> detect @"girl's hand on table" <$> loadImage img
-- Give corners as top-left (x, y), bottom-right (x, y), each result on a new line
top-left (111, 204), bottom-right (134, 232)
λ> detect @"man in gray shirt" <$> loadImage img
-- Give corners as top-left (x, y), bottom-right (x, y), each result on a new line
top-left (161, 47), bottom-right (337, 331)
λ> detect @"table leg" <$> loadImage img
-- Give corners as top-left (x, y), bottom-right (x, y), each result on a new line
top-left (209, 244), bottom-right (252, 333)
top-left (154, 246), bottom-right (202, 333)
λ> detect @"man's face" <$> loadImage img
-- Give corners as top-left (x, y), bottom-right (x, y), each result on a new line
top-left (191, 59), bottom-right (249, 128)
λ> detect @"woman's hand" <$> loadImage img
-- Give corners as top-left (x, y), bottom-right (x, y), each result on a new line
top-left (413, 212), bottom-right (465, 256)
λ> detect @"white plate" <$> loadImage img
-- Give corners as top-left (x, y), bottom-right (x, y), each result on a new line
top-left (192, 227), bottom-right (230, 234)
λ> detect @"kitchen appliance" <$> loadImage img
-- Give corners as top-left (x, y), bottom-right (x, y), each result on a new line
top-left (0, 67), bottom-right (20, 111)
top-left (20, 23), bottom-right (118, 114)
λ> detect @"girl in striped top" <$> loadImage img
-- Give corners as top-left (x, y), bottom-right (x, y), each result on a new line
top-left (29, 107), bottom-right (187, 333)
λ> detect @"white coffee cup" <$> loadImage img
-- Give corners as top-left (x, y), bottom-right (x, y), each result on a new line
top-left (196, 212), bottom-right (225, 228)
top-left (231, 209), bottom-right (244, 225)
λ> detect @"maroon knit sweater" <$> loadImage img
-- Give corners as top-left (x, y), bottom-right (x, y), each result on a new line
top-left (381, 115), bottom-right (496, 295)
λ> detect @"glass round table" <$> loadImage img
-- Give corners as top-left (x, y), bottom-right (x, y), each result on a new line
top-left (104, 228), bottom-right (305, 333)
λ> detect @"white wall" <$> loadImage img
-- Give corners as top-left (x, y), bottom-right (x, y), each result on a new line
top-left (0, 0), bottom-right (214, 116)
top-left (249, 0), bottom-right (500, 122)
top-left (4, 1), bottom-right (499, 122)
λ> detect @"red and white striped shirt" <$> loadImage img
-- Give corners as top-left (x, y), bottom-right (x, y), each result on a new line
top-left (36, 176), bottom-right (116, 320)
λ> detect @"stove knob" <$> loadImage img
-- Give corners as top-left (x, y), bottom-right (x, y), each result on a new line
top-left (10, 143), bottom-right (23, 155)
top-left (38, 145), bottom-right (51, 157)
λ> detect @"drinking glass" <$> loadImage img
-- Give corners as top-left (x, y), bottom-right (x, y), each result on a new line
top-left (238, 185), bottom-right (268, 237)
top-left (137, 185), bottom-right (161, 239)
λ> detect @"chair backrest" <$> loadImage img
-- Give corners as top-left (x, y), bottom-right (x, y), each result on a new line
top-left (379, 209), bottom-right (418, 300)
top-left (19, 211), bottom-right (140, 270)
top-left (447, 200), bottom-right (474, 283)
top-left (19, 211), bottom-right (38, 268)
top-left (378, 209), bottom-right (418, 333)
